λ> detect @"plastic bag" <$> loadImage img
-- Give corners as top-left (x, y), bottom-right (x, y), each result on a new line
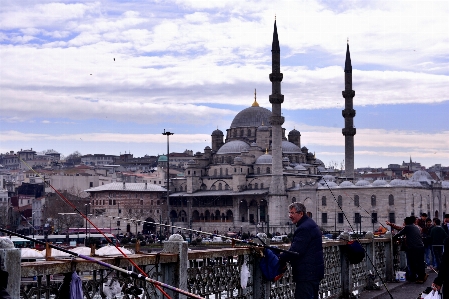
top-left (423, 290), bottom-right (441, 299)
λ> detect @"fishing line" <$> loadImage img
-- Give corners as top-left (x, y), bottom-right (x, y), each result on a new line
top-left (0, 228), bottom-right (204, 299)
top-left (99, 214), bottom-right (299, 256)
top-left (318, 171), bottom-right (394, 299)
top-left (18, 158), bottom-right (172, 299)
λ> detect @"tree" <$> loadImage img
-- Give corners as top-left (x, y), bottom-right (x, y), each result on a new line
top-left (65, 151), bottom-right (82, 165)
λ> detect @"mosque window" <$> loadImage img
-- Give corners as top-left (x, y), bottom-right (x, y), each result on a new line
top-left (388, 194), bottom-right (394, 206)
top-left (240, 129), bottom-right (244, 136)
top-left (257, 167), bottom-right (260, 174)
top-left (337, 195), bottom-right (342, 207)
top-left (218, 183), bottom-right (222, 190)
top-left (211, 185), bottom-right (216, 191)
top-left (389, 212), bottom-right (395, 223)
top-left (371, 195), bottom-right (376, 206)
top-left (291, 197), bottom-right (296, 202)
top-left (248, 184), bottom-right (252, 189)
top-left (248, 129), bottom-right (251, 136)
top-left (354, 195), bottom-right (360, 207)
top-left (322, 213), bottom-right (328, 224)
top-left (322, 196), bottom-right (326, 206)
top-left (267, 167), bottom-right (271, 174)
top-left (354, 213), bottom-right (361, 224)
top-left (260, 183), bottom-right (264, 189)
top-left (338, 213), bottom-right (344, 223)
top-left (214, 169), bottom-right (217, 176)
top-left (372, 213), bottom-right (378, 223)
top-left (221, 156), bottom-right (224, 163)
top-left (255, 183), bottom-right (258, 189)
top-left (292, 181), bottom-right (295, 187)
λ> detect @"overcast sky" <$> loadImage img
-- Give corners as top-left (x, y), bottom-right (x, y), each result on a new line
top-left (1, 0), bottom-right (448, 169)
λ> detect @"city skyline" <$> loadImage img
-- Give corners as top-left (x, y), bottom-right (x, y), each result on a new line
top-left (1, 0), bottom-right (448, 169)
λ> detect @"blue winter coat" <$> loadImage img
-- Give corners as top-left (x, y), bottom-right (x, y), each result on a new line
top-left (280, 215), bottom-right (324, 282)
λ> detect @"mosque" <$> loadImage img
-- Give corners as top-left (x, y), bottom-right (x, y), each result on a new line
top-left (167, 21), bottom-right (449, 235)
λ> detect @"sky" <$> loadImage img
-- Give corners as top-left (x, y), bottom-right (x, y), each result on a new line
top-left (1, 0), bottom-right (449, 169)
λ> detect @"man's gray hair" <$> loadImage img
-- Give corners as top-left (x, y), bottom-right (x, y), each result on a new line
top-left (289, 202), bottom-right (306, 214)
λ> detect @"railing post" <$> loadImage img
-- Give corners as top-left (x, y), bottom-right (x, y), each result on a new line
top-left (162, 234), bottom-right (188, 299)
top-left (0, 239), bottom-right (21, 298)
top-left (339, 232), bottom-right (351, 298)
top-left (253, 234), bottom-right (270, 299)
top-left (384, 232), bottom-right (394, 281)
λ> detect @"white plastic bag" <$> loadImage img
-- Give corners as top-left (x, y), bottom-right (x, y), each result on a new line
top-left (423, 290), bottom-right (441, 299)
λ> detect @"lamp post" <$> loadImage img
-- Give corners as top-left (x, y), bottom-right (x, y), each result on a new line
top-left (162, 129), bottom-right (174, 230)
top-left (32, 212), bottom-right (36, 239)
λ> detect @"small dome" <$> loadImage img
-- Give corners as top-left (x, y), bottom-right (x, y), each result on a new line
top-left (255, 154), bottom-right (272, 164)
top-left (230, 106), bottom-right (272, 128)
top-left (216, 140), bottom-right (250, 155)
top-left (340, 181), bottom-right (355, 188)
top-left (158, 155), bottom-right (167, 162)
top-left (372, 179), bottom-right (388, 187)
top-left (234, 157), bottom-right (243, 163)
top-left (282, 141), bottom-right (301, 153)
top-left (257, 125), bottom-right (269, 132)
top-left (410, 170), bottom-right (434, 184)
top-left (389, 179), bottom-right (406, 186)
top-left (187, 159), bottom-right (196, 165)
top-left (288, 129), bottom-right (301, 136)
top-left (321, 175), bottom-right (335, 182)
top-left (320, 181), bottom-right (338, 188)
top-left (355, 180), bottom-right (371, 187)
top-left (294, 164), bottom-right (306, 171)
top-left (212, 129), bottom-right (223, 136)
top-left (301, 146), bottom-right (308, 150)
top-left (406, 180), bottom-right (422, 187)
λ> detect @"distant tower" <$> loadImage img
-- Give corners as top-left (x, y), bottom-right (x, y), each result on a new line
top-left (268, 20), bottom-right (288, 231)
top-left (342, 41), bottom-right (356, 179)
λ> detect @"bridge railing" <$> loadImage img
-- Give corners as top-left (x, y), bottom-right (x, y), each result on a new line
top-left (11, 233), bottom-right (400, 299)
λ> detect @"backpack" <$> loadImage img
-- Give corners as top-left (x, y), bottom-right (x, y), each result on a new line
top-left (343, 241), bottom-right (365, 264)
top-left (259, 248), bottom-right (285, 282)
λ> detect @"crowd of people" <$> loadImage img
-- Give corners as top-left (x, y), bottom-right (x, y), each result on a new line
top-left (386, 213), bottom-right (449, 297)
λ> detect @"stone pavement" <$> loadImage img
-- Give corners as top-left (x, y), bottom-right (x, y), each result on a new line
top-left (359, 269), bottom-right (439, 299)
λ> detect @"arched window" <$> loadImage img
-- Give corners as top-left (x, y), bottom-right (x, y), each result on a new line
top-left (255, 183), bottom-right (258, 189)
top-left (337, 195), bottom-right (342, 207)
top-left (248, 184), bottom-right (252, 190)
top-left (247, 129), bottom-right (251, 136)
top-left (354, 195), bottom-right (360, 207)
top-left (291, 197), bottom-right (296, 203)
top-left (214, 169), bottom-right (217, 176)
top-left (388, 194), bottom-right (394, 206)
top-left (240, 129), bottom-right (244, 136)
top-left (218, 183), bottom-right (222, 190)
top-left (267, 167), bottom-right (271, 174)
top-left (260, 183), bottom-right (264, 189)
top-left (322, 196), bottom-right (327, 206)
top-left (292, 181), bottom-right (296, 187)
top-left (257, 167), bottom-right (260, 174)
top-left (371, 195), bottom-right (376, 206)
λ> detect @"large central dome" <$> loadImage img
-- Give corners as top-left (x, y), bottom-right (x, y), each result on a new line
top-left (230, 106), bottom-right (272, 128)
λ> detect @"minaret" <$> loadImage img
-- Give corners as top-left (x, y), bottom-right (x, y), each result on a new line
top-left (342, 41), bottom-right (356, 179)
top-left (268, 20), bottom-right (287, 231)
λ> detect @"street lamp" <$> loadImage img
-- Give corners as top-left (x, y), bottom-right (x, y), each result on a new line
top-left (162, 129), bottom-right (174, 229)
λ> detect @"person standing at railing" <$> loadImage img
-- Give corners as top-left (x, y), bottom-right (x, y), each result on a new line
top-left (279, 202), bottom-right (324, 299)
top-left (393, 216), bottom-right (427, 283)
top-left (430, 218), bottom-right (448, 271)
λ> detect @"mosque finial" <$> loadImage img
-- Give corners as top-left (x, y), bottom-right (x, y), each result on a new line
top-left (252, 89), bottom-right (259, 107)
top-left (347, 37), bottom-right (349, 44)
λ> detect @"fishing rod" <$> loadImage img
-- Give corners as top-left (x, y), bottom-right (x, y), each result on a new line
top-left (318, 171), bottom-right (394, 299)
top-left (99, 214), bottom-right (300, 256)
top-left (0, 228), bottom-right (205, 299)
top-left (19, 158), bottom-right (171, 299)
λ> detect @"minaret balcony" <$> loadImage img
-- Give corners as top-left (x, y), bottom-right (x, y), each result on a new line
top-left (269, 73), bottom-right (283, 82)
top-left (269, 94), bottom-right (284, 104)
top-left (269, 115), bottom-right (285, 126)
top-left (342, 127), bottom-right (356, 136)
top-left (342, 90), bottom-right (355, 98)
top-left (342, 109), bottom-right (356, 118)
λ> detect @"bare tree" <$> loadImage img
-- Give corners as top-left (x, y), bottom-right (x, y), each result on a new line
top-left (65, 151), bottom-right (82, 165)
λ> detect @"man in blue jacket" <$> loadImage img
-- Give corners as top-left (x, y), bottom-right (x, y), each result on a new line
top-left (280, 202), bottom-right (324, 299)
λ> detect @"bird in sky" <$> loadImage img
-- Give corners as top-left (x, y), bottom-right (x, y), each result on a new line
top-left (114, 58), bottom-right (115, 61)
